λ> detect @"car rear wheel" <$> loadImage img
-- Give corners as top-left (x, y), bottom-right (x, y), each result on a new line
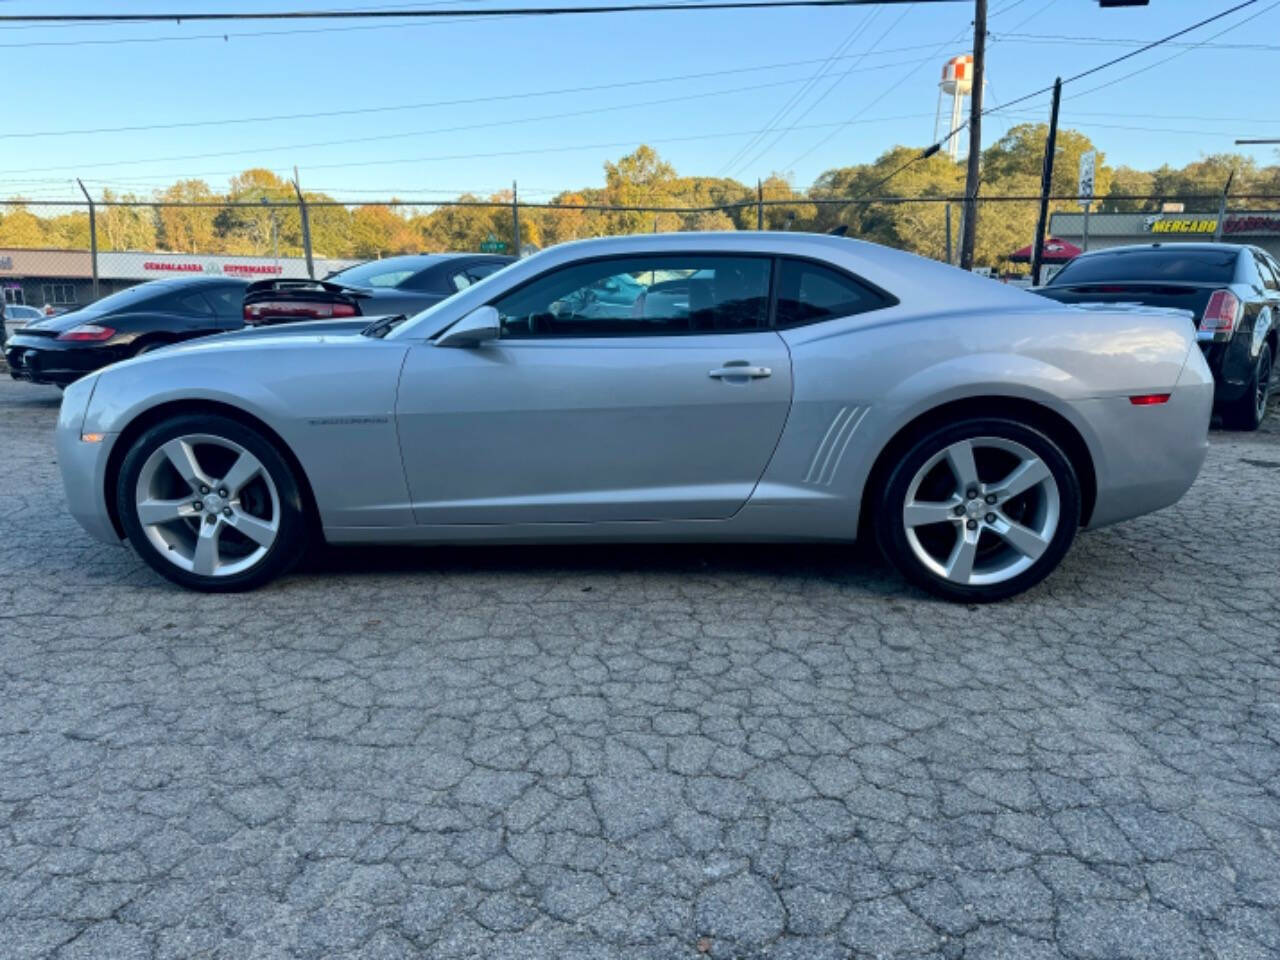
top-left (133, 339), bottom-right (171, 356)
top-left (1222, 343), bottom-right (1273, 431)
top-left (116, 414), bottom-right (308, 591)
top-left (874, 418), bottom-right (1082, 603)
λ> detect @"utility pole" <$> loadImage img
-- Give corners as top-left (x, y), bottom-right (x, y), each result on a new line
top-left (757, 179), bottom-right (764, 230)
top-left (944, 203), bottom-right (953, 265)
top-left (1213, 169), bottom-right (1234, 243)
top-left (1030, 77), bottom-right (1062, 287)
top-left (511, 180), bottom-right (521, 256)
top-left (293, 166), bottom-right (315, 279)
top-left (958, 0), bottom-right (986, 271)
top-left (76, 178), bottom-right (99, 300)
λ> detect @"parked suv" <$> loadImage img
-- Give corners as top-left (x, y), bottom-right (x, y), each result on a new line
top-left (1037, 243), bottom-right (1278, 429)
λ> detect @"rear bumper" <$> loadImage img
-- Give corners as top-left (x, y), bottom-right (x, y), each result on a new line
top-left (1076, 350), bottom-right (1214, 529)
top-left (5, 338), bottom-right (126, 386)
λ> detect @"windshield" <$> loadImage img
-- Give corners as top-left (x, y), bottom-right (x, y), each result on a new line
top-left (329, 256), bottom-right (441, 289)
top-left (1049, 249), bottom-right (1238, 285)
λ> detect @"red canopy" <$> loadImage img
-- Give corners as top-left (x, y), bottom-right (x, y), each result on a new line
top-left (1008, 237), bottom-right (1082, 263)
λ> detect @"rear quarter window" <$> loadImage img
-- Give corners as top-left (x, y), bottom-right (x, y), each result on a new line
top-left (774, 259), bottom-right (895, 328)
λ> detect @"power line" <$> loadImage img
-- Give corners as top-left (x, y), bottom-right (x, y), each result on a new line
top-left (0, 70), bottom-right (936, 178)
top-left (1001, 0), bottom-right (1055, 32)
top-left (818, 0), bottom-right (1265, 193)
top-left (0, 1), bottom-right (970, 23)
top-left (0, 113), bottom-right (938, 191)
top-left (990, 110), bottom-right (1273, 139)
top-left (995, 31), bottom-right (1280, 50)
top-left (993, 0), bottom-right (1263, 115)
top-left (719, 5), bottom-right (882, 174)
top-left (733, 2), bottom-right (914, 177)
top-left (0, 13), bottom-right (504, 50)
top-left (0, 47), bottom-right (948, 140)
top-left (784, 21), bottom-right (972, 171)
top-left (1064, 0), bottom-right (1280, 102)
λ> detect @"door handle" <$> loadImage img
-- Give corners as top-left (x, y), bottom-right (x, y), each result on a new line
top-left (709, 362), bottom-right (771, 380)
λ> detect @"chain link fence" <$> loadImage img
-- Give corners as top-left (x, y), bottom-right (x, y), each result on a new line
top-left (5, 192), bottom-right (1280, 324)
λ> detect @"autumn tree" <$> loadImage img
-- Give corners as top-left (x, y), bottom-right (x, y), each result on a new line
top-left (156, 180), bottom-right (221, 253)
top-left (216, 169), bottom-right (301, 256)
top-left (982, 124), bottom-right (1111, 208)
top-left (97, 189), bottom-right (157, 251)
top-left (0, 204), bottom-right (47, 248)
top-left (1100, 166), bottom-right (1155, 212)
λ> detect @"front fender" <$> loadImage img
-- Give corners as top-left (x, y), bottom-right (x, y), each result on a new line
top-left (82, 337), bottom-right (416, 528)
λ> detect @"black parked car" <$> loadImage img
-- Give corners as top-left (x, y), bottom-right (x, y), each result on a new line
top-left (1037, 243), bottom-right (1278, 429)
top-left (242, 253), bottom-right (514, 325)
top-left (4, 276), bottom-right (248, 388)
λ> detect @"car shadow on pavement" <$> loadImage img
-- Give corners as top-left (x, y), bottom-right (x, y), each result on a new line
top-left (299, 539), bottom-right (901, 590)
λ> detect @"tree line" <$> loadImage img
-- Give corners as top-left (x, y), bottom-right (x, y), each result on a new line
top-left (0, 128), bottom-right (1275, 269)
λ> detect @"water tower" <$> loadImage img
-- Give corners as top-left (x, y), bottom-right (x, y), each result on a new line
top-left (934, 55), bottom-right (976, 161)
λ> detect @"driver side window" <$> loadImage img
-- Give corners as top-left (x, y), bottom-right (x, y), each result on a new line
top-left (493, 255), bottom-right (770, 338)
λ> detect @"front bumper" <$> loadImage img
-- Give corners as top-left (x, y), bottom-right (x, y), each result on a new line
top-left (5, 337), bottom-right (128, 387)
top-left (55, 376), bottom-right (123, 545)
top-left (1076, 348), bottom-right (1214, 529)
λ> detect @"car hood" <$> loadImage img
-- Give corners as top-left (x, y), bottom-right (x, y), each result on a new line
top-left (229, 317), bottom-right (374, 338)
top-left (95, 322), bottom-right (370, 376)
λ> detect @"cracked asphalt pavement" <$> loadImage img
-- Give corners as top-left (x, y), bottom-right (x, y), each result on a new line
top-left (2, 375), bottom-right (1279, 959)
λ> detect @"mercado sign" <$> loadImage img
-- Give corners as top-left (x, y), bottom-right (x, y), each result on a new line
top-left (1143, 215), bottom-right (1218, 234)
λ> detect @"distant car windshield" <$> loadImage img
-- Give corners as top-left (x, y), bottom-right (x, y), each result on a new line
top-left (330, 257), bottom-right (439, 289)
top-left (1049, 249), bottom-right (1238, 285)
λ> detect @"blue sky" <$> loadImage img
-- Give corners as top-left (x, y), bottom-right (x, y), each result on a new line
top-left (3, 0), bottom-right (1278, 203)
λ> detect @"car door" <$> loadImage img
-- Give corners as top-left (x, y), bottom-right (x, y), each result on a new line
top-left (395, 253), bottom-right (792, 524)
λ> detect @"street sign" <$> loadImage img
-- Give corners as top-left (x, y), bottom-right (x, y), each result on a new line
top-left (479, 233), bottom-right (507, 253)
top-left (1078, 151), bottom-right (1096, 201)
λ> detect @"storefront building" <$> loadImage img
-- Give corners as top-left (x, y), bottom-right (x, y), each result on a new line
top-left (0, 249), bottom-right (359, 308)
top-left (1048, 210), bottom-right (1280, 259)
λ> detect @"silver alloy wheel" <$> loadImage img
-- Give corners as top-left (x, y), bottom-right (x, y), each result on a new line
top-left (902, 436), bottom-right (1060, 587)
top-left (133, 433), bottom-right (280, 577)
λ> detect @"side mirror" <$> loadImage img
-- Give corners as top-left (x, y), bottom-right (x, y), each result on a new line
top-left (435, 305), bottom-right (499, 347)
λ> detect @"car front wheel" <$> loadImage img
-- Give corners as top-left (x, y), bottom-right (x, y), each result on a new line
top-left (874, 417), bottom-right (1082, 603)
top-left (116, 413), bottom-right (308, 591)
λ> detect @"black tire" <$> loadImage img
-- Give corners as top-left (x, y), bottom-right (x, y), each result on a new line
top-left (116, 413), bottom-right (308, 592)
top-left (133, 339), bottom-right (171, 356)
top-left (874, 417), bottom-right (1083, 603)
top-left (1222, 343), bottom-right (1272, 431)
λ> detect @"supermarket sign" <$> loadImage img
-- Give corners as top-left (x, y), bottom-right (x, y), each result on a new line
top-left (139, 260), bottom-right (284, 277)
top-left (98, 252), bottom-right (315, 281)
top-left (1223, 214), bottom-right (1280, 235)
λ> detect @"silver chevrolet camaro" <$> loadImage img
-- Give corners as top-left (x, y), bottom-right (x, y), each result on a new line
top-left (55, 233), bottom-right (1213, 601)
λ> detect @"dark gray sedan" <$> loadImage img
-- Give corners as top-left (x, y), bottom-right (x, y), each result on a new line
top-left (242, 253), bottom-right (514, 325)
